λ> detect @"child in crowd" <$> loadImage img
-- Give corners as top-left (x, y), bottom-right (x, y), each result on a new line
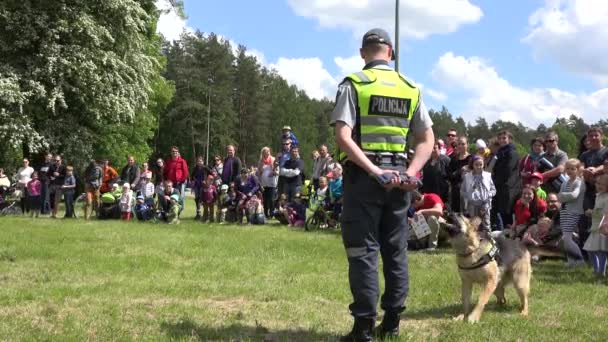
top-left (134, 195), bottom-right (154, 221)
top-left (167, 194), bottom-right (181, 224)
top-left (460, 156), bottom-right (495, 231)
top-left (27, 172), bottom-right (42, 218)
top-left (315, 176), bottom-right (330, 206)
top-left (511, 184), bottom-right (547, 238)
top-left (287, 193), bottom-right (306, 227)
top-left (530, 172), bottom-right (547, 201)
top-left (522, 217), bottom-right (553, 247)
top-left (139, 174), bottom-right (155, 206)
top-left (246, 193), bottom-right (265, 225)
top-left (559, 159), bottom-right (586, 267)
top-left (200, 174), bottom-right (217, 222)
top-left (119, 183), bottom-right (133, 221)
top-left (329, 165), bottom-right (343, 221)
top-left (583, 174), bottom-right (608, 282)
top-left (225, 182), bottom-right (238, 223)
top-left (217, 184), bottom-right (229, 223)
top-left (273, 193), bottom-right (289, 225)
top-left (63, 166), bottom-right (77, 218)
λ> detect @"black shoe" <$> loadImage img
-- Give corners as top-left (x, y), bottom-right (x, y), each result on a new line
top-left (195, 213), bottom-right (201, 220)
top-left (340, 317), bottom-right (374, 342)
top-left (374, 313), bottom-right (400, 340)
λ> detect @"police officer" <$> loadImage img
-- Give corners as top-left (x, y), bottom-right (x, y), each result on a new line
top-left (331, 28), bottom-right (434, 341)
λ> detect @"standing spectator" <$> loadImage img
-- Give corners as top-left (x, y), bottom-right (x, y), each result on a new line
top-left (257, 147), bottom-right (278, 219)
top-left (191, 156), bottom-right (209, 219)
top-left (83, 159), bottom-right (103, 220)
top-left (26, 172), bottom-right (41, 218)
top-left (485, 138), bottom-right (501, 173)
top-left (492, 131), bottom-right (521, 228)
top-left (120, 155), bottom-right (141, 190)
top-left (119, 183), bottom-right (133, 221)
top-left (211, 155), bottom-right (223, 180)
top-left (421, 141), bottom-right (450, 203)
top-left (38, 152), bottom-right (53, 214)
top-left (49, 155), bottom-right (66, 219)
top-left (276, 139), bottom-right (292, 195)
top-left (153, 158), bottom-right (165, 186)
top-left (200, 175), bottom-right (217, 222)
top-left (281, 125), bottom-right (299, 147)
top-left (281, 146), bottom-right (305, 202)
top-left (448, 136), bottom-right (472, 212)
top-left (583, 174), bottom-right (608, 282)
top-left (164, 146), bottom-right (189, 199)
top-left (579, 127), bottom-right (608, 256)
top-left (221, 145), bottom-right (242, 186)
top-left (559, 159), bottom-right (587, 267)
top-left (100, 159), bottom-right (119, 194)
top-left (312, 144), bottom-right (332, 190)
top-left (136, 162), bottom-right (153, 190)
top-left (63, 166), bottom-right (77, 218)
top-left (519, 137), bottom-right (545, 186)
top-left (17, 158), bottom-right (34, 214)
top-left (445, 128), bottom-right (458, 156)
top-left (538, 131), bottom-right (568, 194)
top-left (461, 156), bottom-right (495, 231)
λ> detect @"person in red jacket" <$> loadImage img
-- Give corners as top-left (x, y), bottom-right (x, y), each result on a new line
top-left (163, 146), bottom-right (189, 199)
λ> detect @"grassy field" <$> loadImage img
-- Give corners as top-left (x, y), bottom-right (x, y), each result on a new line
top-left (1, 207), bottom-right (607, 341)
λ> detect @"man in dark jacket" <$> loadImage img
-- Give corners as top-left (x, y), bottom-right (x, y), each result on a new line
top-left (281, 146), bottom-right (305, 202)
top-left (120, 155), bottom-right (141, 190)
top-left (38, 152), bottom-right (54, 214)
top-left (492, 130), bottom-right (520, 229)
top-left (221, 145), bottom-right (242, 186)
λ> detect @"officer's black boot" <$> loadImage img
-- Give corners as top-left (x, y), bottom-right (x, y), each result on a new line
top-left (374, 312), bottom-right (400, 340)
top-left (340, 317), bottom-right (375, 342)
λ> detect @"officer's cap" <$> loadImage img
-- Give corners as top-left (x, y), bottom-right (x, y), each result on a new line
top-left (361, 28), bottom-right (396, 61)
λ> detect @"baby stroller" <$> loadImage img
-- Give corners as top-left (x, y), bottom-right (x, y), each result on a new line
top-left (98, 191), bottom-right (121, 219)
top-left (0, 185), bottom-right (21, 216)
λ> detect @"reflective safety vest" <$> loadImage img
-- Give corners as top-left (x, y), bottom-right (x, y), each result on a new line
top-left (338, 68), bottom-right (419, 162)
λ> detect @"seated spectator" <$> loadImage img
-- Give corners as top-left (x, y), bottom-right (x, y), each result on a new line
top-left (287, 193), bottom-right (306, 227)
top-left (134, 195), bottom-right (155, 221)
top-left (236, 169), bottom-right (260, 224)
top-left (412, 191), bottom-right (446, 250)
top-left (224, 183), bottom-right (239, 223)
top-left (157, 180), bottom-right (183, 221)
top-left (273, 193), bottom-right (290, 225)
top-left (167, 194), bottom-right (181, 225)
top-left (522, 217), bottom-right (560, 248)
top-left (246, 193), bottom-right (265, 225)
top-left (511, 184), bottom-right (547, 238)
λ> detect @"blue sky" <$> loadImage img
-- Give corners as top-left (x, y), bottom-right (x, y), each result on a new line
top-left (156, 0), bottom-right (608, 127)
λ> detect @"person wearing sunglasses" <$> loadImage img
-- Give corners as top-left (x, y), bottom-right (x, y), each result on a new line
top-left (445, 128), bottom-right (458, 157)
top-left (537, 131), bottom-right (568, 194)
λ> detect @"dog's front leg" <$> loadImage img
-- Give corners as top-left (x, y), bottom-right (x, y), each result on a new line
top-left (467, 277), bottom-right (497, 323)
top-left (454, 280), bottom-right (472, 321)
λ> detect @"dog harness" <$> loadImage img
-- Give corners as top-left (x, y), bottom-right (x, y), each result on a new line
top-left (457, 238), bottom-right (500, 270)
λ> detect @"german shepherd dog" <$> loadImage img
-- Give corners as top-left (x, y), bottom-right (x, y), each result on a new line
top-left (444, 213), bottom-right (531, 323)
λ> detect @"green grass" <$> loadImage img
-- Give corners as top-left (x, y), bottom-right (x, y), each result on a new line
top-left (1, 206), bottom-right (607, 341)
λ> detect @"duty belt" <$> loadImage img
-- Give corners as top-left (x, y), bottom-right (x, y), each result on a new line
top-left (364, 152), bottom-right (408, 166)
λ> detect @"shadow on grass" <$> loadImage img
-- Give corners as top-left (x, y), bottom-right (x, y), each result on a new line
top-left (404, 303), bottom-right (462, 320)
top-left (161, 318), bottom-right (337, 341)
top-left (531, 260), bottom-right (596, 285)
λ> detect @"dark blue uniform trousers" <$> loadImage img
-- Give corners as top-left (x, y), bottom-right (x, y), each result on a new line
top-left (340, 164), bottom-right (410, 318)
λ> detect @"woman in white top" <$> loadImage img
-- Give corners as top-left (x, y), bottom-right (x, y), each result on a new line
top-left (17, 158), bottom-right (34, 213)
top-left (257, 147), bottom-right (278, 219)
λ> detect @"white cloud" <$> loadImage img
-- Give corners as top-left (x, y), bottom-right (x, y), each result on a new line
top-left (425, 88), bottom-right (448, 103)
top-left (523, 0), bottom-right (608, 83)
top-left (334, 55), bottom-right (364, 76)
top-left (155, 0), bottom-right (194, 41)
top-left (269, 58), bottom-right (338, 100)
top-left (287, 0), bottom-right (483, 40)
top-left (431, 52), bottom-right (608, 126)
